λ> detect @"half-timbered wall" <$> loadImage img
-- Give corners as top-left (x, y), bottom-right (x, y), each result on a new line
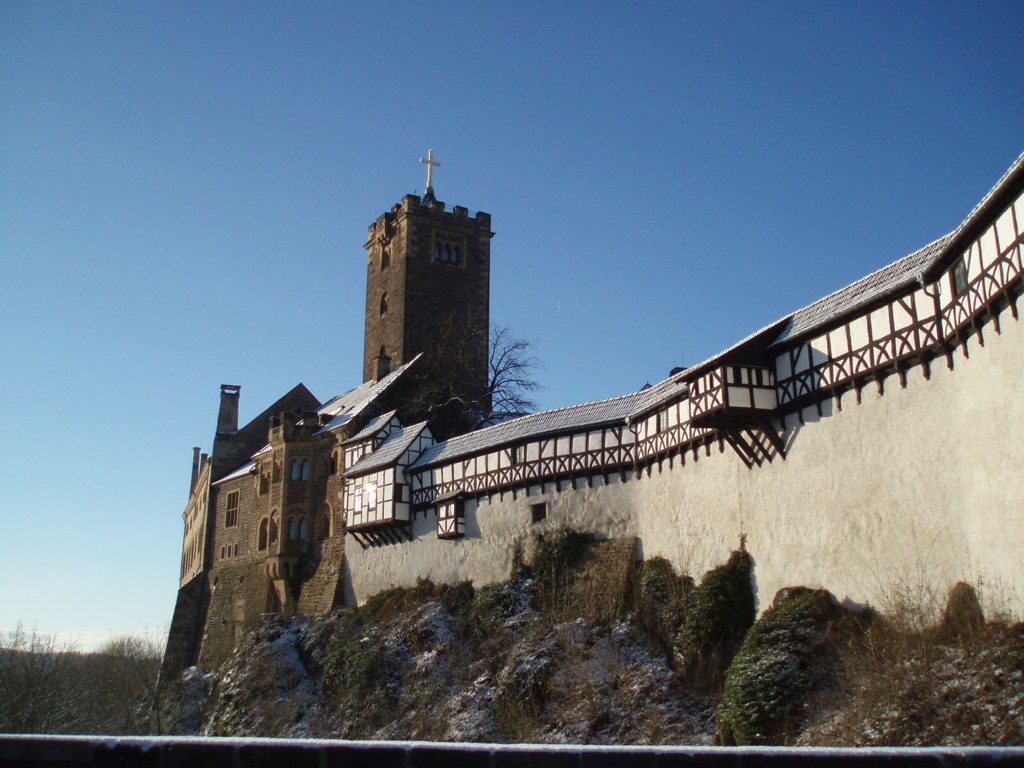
top-left (348, 311), bottom-right (1024, 610)
top-left (347, 467), bottom-right (404, 528)
top-left (345, 427), bottom-right (433, 536)
top-left (346, 187), bottom-right (1024, 616)
top-left (775, 191), bottom-right (1023, 409)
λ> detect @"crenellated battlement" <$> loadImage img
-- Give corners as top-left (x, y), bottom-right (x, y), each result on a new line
top-left (367, 194), bottom-right (492, 241)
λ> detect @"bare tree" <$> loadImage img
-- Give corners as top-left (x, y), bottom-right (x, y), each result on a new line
top-left (0, 625), bottom-right (190, 735)
top-left (88, 633), bottom-right (168, 734)
top-left (486, 324), bottom-right (543, 421)
top-left (0, 624), bottom-right (87, 733)
top-left (405, 316), bottom-right (543, 438)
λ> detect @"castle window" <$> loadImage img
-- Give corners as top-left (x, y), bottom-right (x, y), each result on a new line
top-left (656, 409), bottom-right (669, 434)
top-left (257, 518), bottom-right (269, 551)
top-left (299, 517), bottom-right (307, 541)
top-left (509, 445), bottom-right (525, 465)
top-left (381, 247), bottom-right (390, 271)
top-left (330, 452), bottom-right (338, 475)
top-left (433, 239), bottom-right (463, 266)
top-left (269, 513), bottom-right (279, 545)
top-left (288, 517), bottom-right (298, 542)
top-left (291, 460), bottom-right (300, 481)
top-left (530, 502), bottom-right (547, 524)
top-left (301, 460), bottom-right (309, 481)
top-left (225, 491), bottom-right (239, 528)
top-left (952, 257), bottom-right (969, 297)
top-left (379, 293), bottom-right (389, 317)
top-left (317, 504), bottom-right (332, 540)
top-left (367, 483), bottom-right (378, 511)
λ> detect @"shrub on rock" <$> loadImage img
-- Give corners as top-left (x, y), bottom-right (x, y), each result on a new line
top-left (716, 587), bottom-right (848, 745)
top-left (675, 549), bottom-right (755, 685)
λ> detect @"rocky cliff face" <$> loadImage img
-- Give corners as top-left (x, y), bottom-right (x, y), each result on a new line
top-left (180, 544), bottom-right (1023, 747)
top-left (199, 581), bottom-right (717, 743)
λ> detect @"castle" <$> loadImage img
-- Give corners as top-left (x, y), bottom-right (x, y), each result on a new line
top-left (163, 152), bottom-right (1024, 676)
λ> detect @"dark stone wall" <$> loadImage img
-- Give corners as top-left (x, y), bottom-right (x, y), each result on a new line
top-left (196, 560), bottom-right (269, 669)
top-left (363, 195), bottom-right (492, 404)
top-left (159, 573), bottom-right (208, 680)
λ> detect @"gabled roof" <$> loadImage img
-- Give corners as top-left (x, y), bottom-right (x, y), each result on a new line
top-left (212, 460), bottom-right (256, 486)
top-left (411, 376), bottom-right (681, 470)
top-left (349, 422), bottom-right (431, 477)
top-left (343, 410), bottom-right (398, 445)
top-left (315, 356), bottom-right (418, 434)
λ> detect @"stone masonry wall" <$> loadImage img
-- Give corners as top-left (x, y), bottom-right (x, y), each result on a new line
top-left (196, 560), bottom-right (272, 670)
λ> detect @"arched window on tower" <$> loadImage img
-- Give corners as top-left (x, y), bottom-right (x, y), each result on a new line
top-left (269, 512), bottom-right (279, 545)
top-left (317, 504), bottom-right (332, 540)
top-left (288, 517), bottom-right (298, 542)
top-left (291, 459), bottom-right (301, 481)
top-left (299, 517), bottom-right (307, 541)
top-left (379, 293), bottom-right (388, 317)
top-left (433, 239), bottom-right (464, 265)
top-left (258, 518), bottom-right (269, 551)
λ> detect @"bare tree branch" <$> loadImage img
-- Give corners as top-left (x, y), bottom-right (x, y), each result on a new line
top-left (403, 316), bottom-right (543, 437)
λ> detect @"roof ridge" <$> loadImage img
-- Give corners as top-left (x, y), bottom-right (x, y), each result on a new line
top-left (787, 231), bottom-right (953, 320)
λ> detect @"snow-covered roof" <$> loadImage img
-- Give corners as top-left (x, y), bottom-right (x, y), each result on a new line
top-left (768, 234), bottom-right (952, 348)
top-left (212, 460), bottom-right (256, 486)
top-left (315, 357), bottom-right (418, 434)
top-left (411, 377), bottom-right (680, 470)
top-left (349, 422), bottom-right (430, 477)
top-left (343, 410), bottom-right (398, 445)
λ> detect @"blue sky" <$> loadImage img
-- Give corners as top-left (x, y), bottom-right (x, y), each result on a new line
top-left (1, 2), bottom-right (1021, 648)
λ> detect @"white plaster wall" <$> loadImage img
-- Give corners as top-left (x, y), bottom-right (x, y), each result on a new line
top-left (346, 311), bottom-right (1024, 617)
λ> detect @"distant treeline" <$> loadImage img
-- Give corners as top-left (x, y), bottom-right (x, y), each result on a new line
top-left (0, 626), bottom-right (180, 735)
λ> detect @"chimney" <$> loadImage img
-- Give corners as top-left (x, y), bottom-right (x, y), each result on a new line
top-left (217, 384), bottom-right (241, 436)
top-left (375, 353), bottom-right (391, 382)
top-left (190, 446), bottom-right (201, 494)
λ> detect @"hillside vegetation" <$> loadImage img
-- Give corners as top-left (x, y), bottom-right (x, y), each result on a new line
top-left (4, 531), bottom-right (1021, 744)
top-left (185, 531), bottom-right (1024, 745)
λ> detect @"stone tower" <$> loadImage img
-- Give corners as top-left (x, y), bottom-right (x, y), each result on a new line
top-left (362, 178), bottom-right (493, 421)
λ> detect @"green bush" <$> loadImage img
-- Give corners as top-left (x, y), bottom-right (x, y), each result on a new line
top-left (675, 549), bottom-right (755, 685)
top-left (359, 578), bottom-right (439, 624)
top-left (321, 613), bottom-right (399, 731)
top-left (716, 588), bottom-right (842, 745)
top-left (439, 580), bottom-right (476, 624)
top-left (635, 557), bottom-right (692, 650)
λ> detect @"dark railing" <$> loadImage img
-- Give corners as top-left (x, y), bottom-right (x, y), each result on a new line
top-left (1, 736), bottom-right (1023, 768)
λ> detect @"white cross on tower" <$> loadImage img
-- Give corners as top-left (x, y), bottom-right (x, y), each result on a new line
top-left (420, 148), bottom-right (442, 191)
